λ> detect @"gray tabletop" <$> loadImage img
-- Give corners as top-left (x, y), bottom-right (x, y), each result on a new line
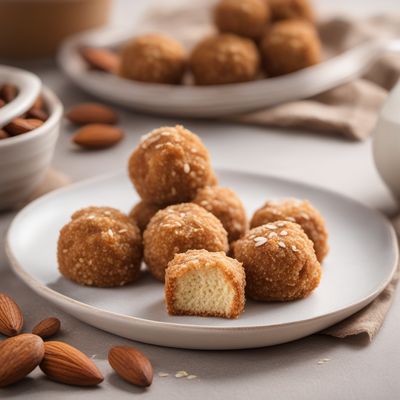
top-left (1, 1), bottom-right (400, 399)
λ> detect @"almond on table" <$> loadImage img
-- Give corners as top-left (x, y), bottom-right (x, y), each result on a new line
top-left (0, 334), bottom-right (45, 388)
top-left (40, 341), bottom-right (104, 386)
top-left (32, 317), bottom-right (61, 339)
top-left (108, 346), bottom-right (153, 387)
top-left (0, 293), bottom-right (24, 337)
top-left (72, 124), bottom-right (124, 149)
top-left (66, 103), bottom-right (118, 125)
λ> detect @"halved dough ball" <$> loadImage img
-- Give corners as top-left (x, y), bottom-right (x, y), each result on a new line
top-left (165, 250), bottom-right (245, 319)
top-left (128, 125), bottom-right (216, 206)
top-left (119, 34), bottom-right (186, 84)
top-left (190, 34), bottom-right (260, 85)
top-left (193, 186), bottom-right (248, 242)
top-left (250, 198), bottom-right (329, 262)
top-left (144, 203), bottom-right (229, 281)
top-left (260, 20), bottom-right (321, 76)
top-left (58, 207), bottom-right (142, 287)
top-left (214, 0), bottom-right (270, 40)
top-left (233, 221), bottom-right (321, 301)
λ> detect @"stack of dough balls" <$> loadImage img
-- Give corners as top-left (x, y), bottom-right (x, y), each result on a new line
top-left (116, 0), bottom-right (320, 86)
top-left (57, 124), bottom-right (328, 319)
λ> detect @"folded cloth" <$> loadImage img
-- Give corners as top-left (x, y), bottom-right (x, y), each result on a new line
top-left (138, 0), bottom-right (400, 140)
top-left (322, 217), bottom-right (399, 340)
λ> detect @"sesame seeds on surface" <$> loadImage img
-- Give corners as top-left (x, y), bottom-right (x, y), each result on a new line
top-left (280, 230), bottom-right (288, 236)
top-left (254, 237), bottom-right (267, 247)
top-left (278, 241), bottom-right (286, 248)
top-left (183, 163), bottom-right (191, 173)
top-left (268, 232), bottom-right (278, 239)
top-left (265, 223), bottom-right (277, 230)
top-left (175, 371), bottom-right (189, 378)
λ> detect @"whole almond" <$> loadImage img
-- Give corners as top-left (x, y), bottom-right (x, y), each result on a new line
top-left (27, 107), bottom-right (49, 121)
top-left (32, 317), bottom-right (61, 339)
top-left (108, 346), bottom-right (153, 387)
top-left (4, 118), bottom-right (43, 136)
top-left (81, 47), bottom-right (120, 73)
top-left (0, 129), bottom-right (8, 140)
top-left (66, 103), bottom-right (118, 125)
top-left (40, 341), bottom-right (103, 386)
top-left (0, 293), bottom-right (24, 336)
top-left (0, 84), bottom-right (18, 103)
top-left (72, 124), bottom-right (124, 149)
top-left (0, 334), bottom-right (45, 387)
top-left (0, 99), bottom-right (5, 108)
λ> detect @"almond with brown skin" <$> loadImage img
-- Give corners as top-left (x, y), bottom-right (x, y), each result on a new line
top-left (108, 346), bottom-right (153, 387)
top-left (0, 129), bottom-right (8, 139)
top-left (0, 293), bottom-right (24, 336)
top-left (0, 334), bottom-right (45, 387)
top-left (72, 124), bottom-right (124, 149)
top-left (40, 341), bottom-right (103, 386)
top-left (0, 84), bottom-right (18, 103)
top-left (4, 118), bottom-right (43, 136)
top-left (32, 317), bottom-right (61, 339)
top-left (81, 47), bottom-right (120, 73)
top-left (66, 103), bottom-right (118, 125)
top-left (27, 107), bottom-right (49, 122)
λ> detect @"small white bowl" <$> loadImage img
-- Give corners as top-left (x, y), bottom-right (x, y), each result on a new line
top-left (0, 86), bottom-right (63, 210)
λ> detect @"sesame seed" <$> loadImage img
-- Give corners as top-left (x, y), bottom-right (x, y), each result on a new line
top-left (277, 222), bottom-right (286, 227)
top-left (268, 232), bottom-right (278, 239)
top-left (183, 163), bottom-right (190, 173)
top-left (175, 371), bottom-right (189, 378)
top-left (300, 213), bottom-right (310, 220)
top-left (107, 229), bottom-right (114, 237)
top-left (254, 237), bottom-right (267, 247)
top-left (158, 372), bottom-right (169, 377)
top-left (187, 375), bottom-right (197, 380)
top-left (118, 229), bottom-right (127, 233)
top-left (286, 217), bottom-right (296, 222)
top-left (291, 245), bottom-right (298, 252)
top-left (87, 215), bottom-right (96, 220)
top-left (278, 241), bottom-right (286, 248)
top-left (266, 224), bottom-right (277, 230)
top-left (62, 249), bottom-right (68, 254)
top-left (280, 230), bottom-right (288, 236)
top-left (104, 211), bottom-right (111, 216)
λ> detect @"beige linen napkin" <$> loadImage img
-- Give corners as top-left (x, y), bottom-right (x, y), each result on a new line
top-left (138, 0), bottom-right (400, 141)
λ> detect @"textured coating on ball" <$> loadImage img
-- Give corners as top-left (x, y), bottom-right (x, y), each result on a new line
top-left (214, 0), bottom-right (270, 40)
top-left (144, 203), bottom-right (229, 281)
top-left (190, 34), bottom-right (260, 85)
top-left (128, 125), bottom-right (216, 205)
top-left (58, 207), bottom-right (142, 287)
top-left (269, 0), bottom-right (315, 22)
top-left (250, 198), bottom-right (329, 262)
top-left (233, 221), bottom-right (321, 301)
top-left (260, 20), bottom-right (321, 76)
top-left (119, 34), bottom-right (186, 84)
top-left (129, 201), bottom-right (161, 233)
top-left (193, 186), bottom-right (248, 242)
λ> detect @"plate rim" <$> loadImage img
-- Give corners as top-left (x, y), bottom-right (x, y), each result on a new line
top-left (6, 168), bottom-right (399, 333)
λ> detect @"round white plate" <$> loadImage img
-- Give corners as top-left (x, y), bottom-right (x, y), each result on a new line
top-left (58, 27), bottom-right (385, 117)
top-left (6, 169), bottom-right (398, 350)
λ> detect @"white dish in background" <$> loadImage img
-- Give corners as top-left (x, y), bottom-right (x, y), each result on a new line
top-left (0, 85), bottom-right (63, 210)
top-left (6, 169), bottom-right (398, 350)
top-left (58, 27), bottom-right (398, 118)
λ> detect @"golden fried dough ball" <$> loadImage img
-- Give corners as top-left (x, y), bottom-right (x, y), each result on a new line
top-left (129, 201), bottom-right (161, 233)
top-left (165, 250), bottom-right (246, 318)
top-left (250, 198), bottom-right (328, 262)
top-left (214, 0), bottom-right (270, 40)
top-left (190, 34), bottom-right (260, 85)
top-left (269, 0), bottom-right (315, 23)
top-left (144, 203), bottom-right (229, 281)
top-left (128, 125), bottom-right (216, 206)
top-left (260, 20), bottom-right (321, 76)
top-left (58, 207), bottom-right (143, 287)
top-left (233, 221), bottom-right (321, 301)
top-left (72, 206), bottom-right (132, 225)
top-left (119, 34), bottom-right (186, 84)
top-left (193, 186), bottom-right (248, 242)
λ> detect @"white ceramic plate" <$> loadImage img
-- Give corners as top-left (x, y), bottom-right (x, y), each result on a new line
top-left (6, 169), bottom-right (398, 350)
top-left (58, 27), bottom-right (388, 117)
